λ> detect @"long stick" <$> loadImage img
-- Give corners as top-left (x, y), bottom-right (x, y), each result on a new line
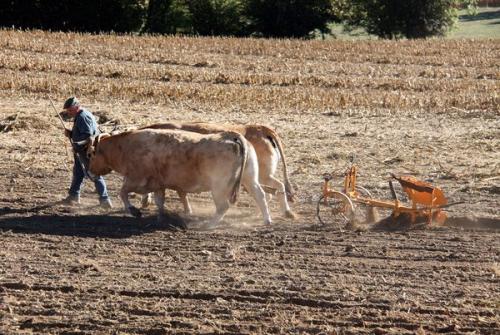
top-left (49, 97), bottom-right (69, 131)
top-left (49, 97), bottom-right (72, 170)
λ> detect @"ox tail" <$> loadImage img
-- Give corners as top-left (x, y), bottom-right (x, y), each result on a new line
top-left (225, 131), bottom-right (247, 205)
top-left (260, 125), bottom-right (295, 202)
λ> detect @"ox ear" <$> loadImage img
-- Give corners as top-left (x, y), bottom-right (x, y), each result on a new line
top-left (93, 134), bottom-right (100, 147)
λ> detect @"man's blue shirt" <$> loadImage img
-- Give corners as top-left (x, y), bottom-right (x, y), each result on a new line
top-left (72, 108), bottom-right (99, 152)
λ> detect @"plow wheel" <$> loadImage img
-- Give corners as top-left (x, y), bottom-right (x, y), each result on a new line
top-left (316, 191), bottom-right (355, 228)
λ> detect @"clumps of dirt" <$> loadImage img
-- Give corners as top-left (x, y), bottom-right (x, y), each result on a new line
top-left (105, 71), bottom-right (122, 79)
top-left (491, 263), bottom-right (500, 277)
top-left (345, 219), bottom-right (369, 232)
top-left (478, 185), bottom-right (500, 195)
top-left (371, 213), bottom-right (430, 231)
top-left (162, 211), bottom-right (188, 230)
top-left (93, 111), bottom-right (127, 134)
top-left (193, 61), bottom-right (217, 68)
top-left (93, 111), bottom-right (117, 125)
top-left (69, 259), bottom-right (102, 273)
top-left (446, 216), bottom-right (500, 230)
top-left (0, 114), bottom-right (18, 132)
top-left (0, 114), bottom-right (54, 133)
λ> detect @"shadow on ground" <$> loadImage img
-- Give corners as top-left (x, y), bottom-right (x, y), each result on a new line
top-left (0, 212), bottom-right (187, 238)
top-left (371, 214), bottom-right (500, 231)
top-left (460, 9), bottom-right (500, 23)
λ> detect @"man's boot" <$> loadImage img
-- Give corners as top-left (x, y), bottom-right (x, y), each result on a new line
top-left (99, 198), bottom-right (113, 209)
top-left (61, 194), bottom-right (80, 206)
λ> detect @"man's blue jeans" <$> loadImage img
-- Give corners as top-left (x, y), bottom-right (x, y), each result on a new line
top-left (69, 153), bottom-right (109, 200)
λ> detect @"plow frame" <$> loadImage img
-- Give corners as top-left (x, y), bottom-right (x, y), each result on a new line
top-left (317, 164), bottom-right (448, 226)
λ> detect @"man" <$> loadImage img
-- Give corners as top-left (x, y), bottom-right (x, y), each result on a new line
top-left (60, 97), bottom-right (113, 209)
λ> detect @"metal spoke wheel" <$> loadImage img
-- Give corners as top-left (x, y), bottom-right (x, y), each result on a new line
top-left (316, 191), bottom-right (355, 228)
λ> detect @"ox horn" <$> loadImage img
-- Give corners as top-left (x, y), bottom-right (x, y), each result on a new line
top-left (74, 137), bottom-right (92, 146)
top-left (94, 133), bottom-right (109, 146)
top-left (75, 133), bottom-right (104, 147)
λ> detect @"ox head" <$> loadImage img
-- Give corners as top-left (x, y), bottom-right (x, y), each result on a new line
top-left (75, 133), bottom-right (112, 176)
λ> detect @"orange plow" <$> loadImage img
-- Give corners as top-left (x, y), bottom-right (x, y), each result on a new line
top-left (317, 164), bottom-right (455, 227)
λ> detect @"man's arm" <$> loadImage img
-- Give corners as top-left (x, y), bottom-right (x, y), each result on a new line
top-left (72, 115), bottom-right (95, 151)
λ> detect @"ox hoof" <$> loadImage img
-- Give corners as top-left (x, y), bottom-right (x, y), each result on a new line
top-left (284, 210), bottom-right (297, 219)
top-left (178, 221), bottom-right (188, 230)
top-left (129, 206), bottom-right (142, 218)
top-left (202, 220), bottom-right (219, 230)
top-left (265, 220), bottom-right (272, 225)
top-left (165, 222), bottom-right (187, 231)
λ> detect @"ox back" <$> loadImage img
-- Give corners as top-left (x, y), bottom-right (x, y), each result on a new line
top-left (142, 122), bottom-right (294, 202)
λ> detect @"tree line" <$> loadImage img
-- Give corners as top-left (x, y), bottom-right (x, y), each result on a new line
top-left (0, 0), bottom-right (478, 39)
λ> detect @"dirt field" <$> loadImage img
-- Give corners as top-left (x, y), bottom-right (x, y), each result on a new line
top-left (0, 31), bottom-right (498, 334)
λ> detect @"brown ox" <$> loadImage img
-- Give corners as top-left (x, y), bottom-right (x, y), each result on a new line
top-left (140, 122), bottom-right (295, 219)
top-left (83, 129), bottom-right (272, 226)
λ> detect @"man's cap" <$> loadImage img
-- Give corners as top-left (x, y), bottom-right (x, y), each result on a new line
top-left (63, 97), bottom-right (79, 109)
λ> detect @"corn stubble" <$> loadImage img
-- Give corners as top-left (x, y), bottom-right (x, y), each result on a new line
top-left (0, 30), bottom-right (497, 112)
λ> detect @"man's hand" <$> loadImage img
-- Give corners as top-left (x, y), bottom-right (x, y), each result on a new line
top-left (64, 129), bottom-right (72, 138)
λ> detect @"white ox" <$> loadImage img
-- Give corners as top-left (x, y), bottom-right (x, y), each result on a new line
top-left (83, 129), bottom-right (272, 226)
top-left (140, 122), bottom-right (295, 219)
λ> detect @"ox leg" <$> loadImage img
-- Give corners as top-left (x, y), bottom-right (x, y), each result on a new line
top-left (257, 147), bottom-right (295, 219)
top-left (120, 182), bottom-right (142, 218)
top-left (141, 193), bottom-right (152, 209)
top-left (177, 190), bottom-right (192, 215)
top-left (262, 175), bottom-right (295, 219)
top-left (154, 189), bottom-right (165, 223)
top-left (210, 191), bottom-right (230, 226)
top-left (244, 181), bottom-right (272, 225)
top-left (243, 145), bottom-right (272, 224)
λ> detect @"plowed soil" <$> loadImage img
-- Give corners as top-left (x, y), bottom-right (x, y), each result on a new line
top-left (0, 31), bottom-right (498, 334)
